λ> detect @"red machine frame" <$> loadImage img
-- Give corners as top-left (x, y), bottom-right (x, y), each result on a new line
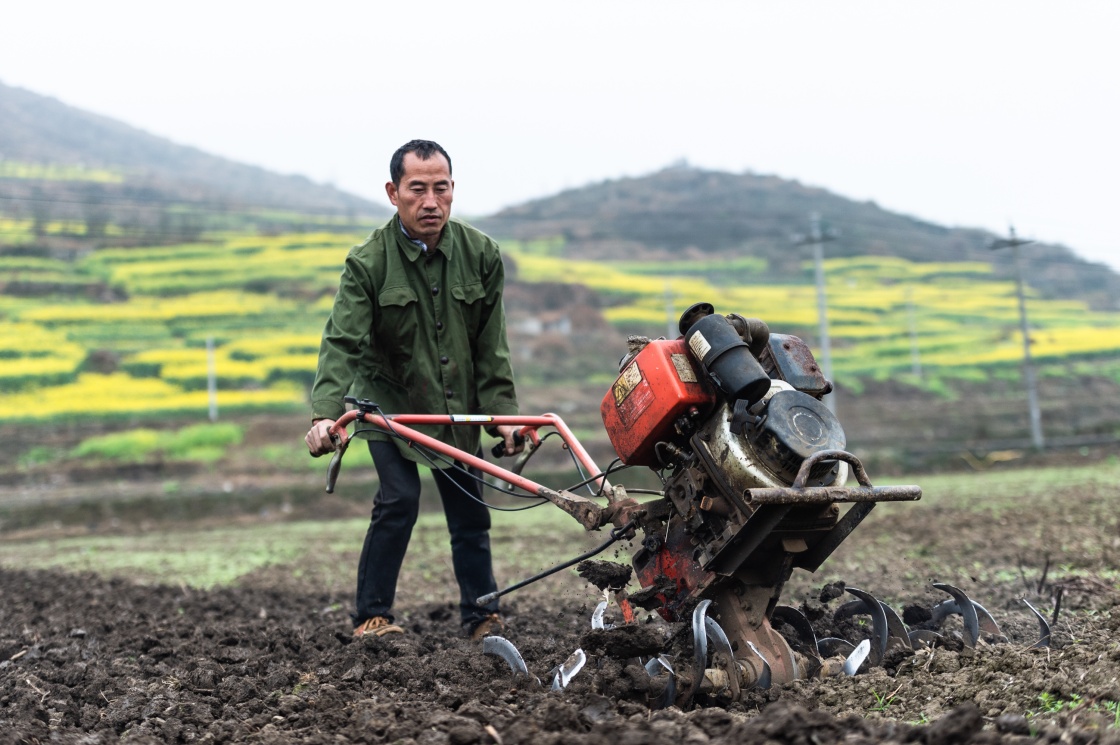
top-left (326, 409), bottom-right (637, 532)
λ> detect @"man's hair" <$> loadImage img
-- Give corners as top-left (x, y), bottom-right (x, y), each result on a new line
top-left (390, 140), bottom-right (452, 185)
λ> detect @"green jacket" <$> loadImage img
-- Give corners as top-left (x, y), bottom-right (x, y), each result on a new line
top-left (311, 215), bottom-right (519, 463)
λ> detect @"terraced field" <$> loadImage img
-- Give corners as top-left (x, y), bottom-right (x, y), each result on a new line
top-left (2, 230), bottom-right (1120, 424)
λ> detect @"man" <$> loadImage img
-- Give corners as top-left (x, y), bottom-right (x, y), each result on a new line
top-left (305, 139), bottom-right (523, 641)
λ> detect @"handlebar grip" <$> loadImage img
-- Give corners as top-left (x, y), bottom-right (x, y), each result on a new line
top-left (324, 435), bottom-right (348, 493)
top-left (325, 449), bottom-right (343, 493)
top-left (491, 431), bottom-right (525, 458)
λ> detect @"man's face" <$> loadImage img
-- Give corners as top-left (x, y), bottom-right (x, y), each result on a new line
top-left (386, 152), bottom-right (454, 246)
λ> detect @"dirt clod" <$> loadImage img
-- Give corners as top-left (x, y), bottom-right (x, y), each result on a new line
top-left (581, 624), bottom-right (667, 658)
top-left (819, 580), bottom-right (846, 603)
top-left (577, 560), bottom-right (633, 591)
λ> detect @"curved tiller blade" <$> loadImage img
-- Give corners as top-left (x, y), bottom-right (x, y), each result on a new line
top-left (818, 637), bottom-right (856, 658)
top-left (843, 639), bottom-right (872, 676)
top-left (1021, 599), bottom-right (1052, 649)
top-left (773, 605), bottom-right (819, 655)
top-left (684, 599), bottom-right (713, 710)
top-left (743, 640), bottom-right (773, 690)
top-left (643, 655), bottom-right (676, 710)
top-left (931, 597), bottom-right (1005, 640)
top-left (705, 616), bottom-right (741, 700)
top-left (931, 583), bottom-right (980, 648)
top-left (836, 597), bottom-right (912, 652)
top-left (843, 588), bottom-right (890, 664)
top-left (591, 600), bottom-right (608, 630)
top-left (550, 648), bottom-right (587, 691)
top-left (482, 636), bottom-right (538, 684)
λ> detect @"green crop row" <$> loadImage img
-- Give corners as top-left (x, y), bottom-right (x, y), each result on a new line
top-left (71, 422), bottom-right (244, 463)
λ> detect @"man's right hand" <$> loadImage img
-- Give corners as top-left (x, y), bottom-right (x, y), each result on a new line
top-left (305, 418), bottom-right (338, 457)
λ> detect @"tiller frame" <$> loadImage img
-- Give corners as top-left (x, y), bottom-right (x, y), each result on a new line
top-left (323, 399), bottom-right (920, 690)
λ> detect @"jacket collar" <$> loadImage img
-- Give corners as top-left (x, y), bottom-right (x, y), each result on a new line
top-left (394, 214), bottom-right (453, 263)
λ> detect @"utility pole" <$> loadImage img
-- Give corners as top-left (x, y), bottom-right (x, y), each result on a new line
top-left (794, 213), bottom-right (838, 414)
top-left (990, 226), bottom-right (1044, 450)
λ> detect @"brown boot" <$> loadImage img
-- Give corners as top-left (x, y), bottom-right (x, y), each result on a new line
top-left (353, 616), bottom-right (404, 638)
top-left (469, 613), bottom-right (505, 642)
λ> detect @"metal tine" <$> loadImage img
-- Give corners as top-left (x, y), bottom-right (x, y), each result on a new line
top-left (880, 602), bottom-right (914, 650)
top-left (843, 639), bottom-right (871, 676)
top-left (704, 616), bottom-right (735, 657)
top-left (931, 598), bottom-right (1005, 639)
top-left (773, 605), bottom-right (819, 654)
top-left (931, 583), bottom-right (980, 648)
top-left (1021, 599), bottom-right (1052, 649)
top-left (818, 637), bottom-right (856, 657)
top-left (705, 616), bottom-right (741, 700)
top-left (835, 598), bottom-right (912, 651)
top-left (550, 648), bottom-right (587, 691)
top-left (843, 588), bottom-right (889, 664)
top-left (483, 636), bottom-right (540, 685)
top-left (643, 655), bottom-right (676, 710)
top-left (744, 640), bottom-right (773, 689)
top-left (686, 599), bottom-right (713, 710)
top-left (692, 600), bottom-right (711, 668)
top-left (591, 600), bottom-right (608, 630)
top-left (644, 655), bottom-right (675, 677)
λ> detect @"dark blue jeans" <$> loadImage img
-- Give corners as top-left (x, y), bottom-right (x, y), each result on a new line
top-left (353, 440), bottom-right (499, 632)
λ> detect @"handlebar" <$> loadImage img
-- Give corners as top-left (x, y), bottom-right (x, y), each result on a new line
top-left (312, 411), bottom-right (610, 500)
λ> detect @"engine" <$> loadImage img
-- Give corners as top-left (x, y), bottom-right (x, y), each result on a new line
top-left (601, 303), bottom-right (847, 491)
top-left (598, 303), bottom-right (868, 685)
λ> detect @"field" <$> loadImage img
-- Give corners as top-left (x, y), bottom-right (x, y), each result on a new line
top-left (2, 460), bottom-right (1119, 743)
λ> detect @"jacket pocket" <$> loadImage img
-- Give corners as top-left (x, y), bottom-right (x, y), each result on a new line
top-left (374, 286), bottom-right (420, 381)
top-left (379, 285), bottom-right (419, 308)
top-left (450, 282), bottom-right (486, 303)
top-left (450, 282), bottom-right (486, 336)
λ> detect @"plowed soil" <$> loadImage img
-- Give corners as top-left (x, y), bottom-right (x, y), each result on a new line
top-left (3, 464), bottom-right (1120, 744)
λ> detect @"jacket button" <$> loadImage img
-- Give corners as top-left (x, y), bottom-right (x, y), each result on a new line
top-left (440, 356), bottom-right (449, 364)
top-left (436, 321), bottom-right (444, 331)
top-left (445, 389), bottom-right (454, 399)
top-left (432, 286), bottom-right (440, 296)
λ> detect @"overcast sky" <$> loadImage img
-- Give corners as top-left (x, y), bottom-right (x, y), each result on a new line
top-left (3, 1), bottom-right (1118, 271)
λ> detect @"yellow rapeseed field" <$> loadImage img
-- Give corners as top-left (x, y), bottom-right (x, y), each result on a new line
top-left (2, 237), bottom-right (1119, 422)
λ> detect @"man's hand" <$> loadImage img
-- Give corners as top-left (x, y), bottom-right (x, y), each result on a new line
top-left (494, 424), bottom-right (526, 457)
top-left (305, 418), bottom-right (338, 457)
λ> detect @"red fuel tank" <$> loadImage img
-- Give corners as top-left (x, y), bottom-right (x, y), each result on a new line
top-left (600, 339), bottom-right (718, 466)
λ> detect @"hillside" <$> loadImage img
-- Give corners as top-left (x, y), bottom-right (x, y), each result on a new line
top-left (0, 81), bottom-right (387, 244)
top-left (478, 165), bottom-right (1120, 311)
